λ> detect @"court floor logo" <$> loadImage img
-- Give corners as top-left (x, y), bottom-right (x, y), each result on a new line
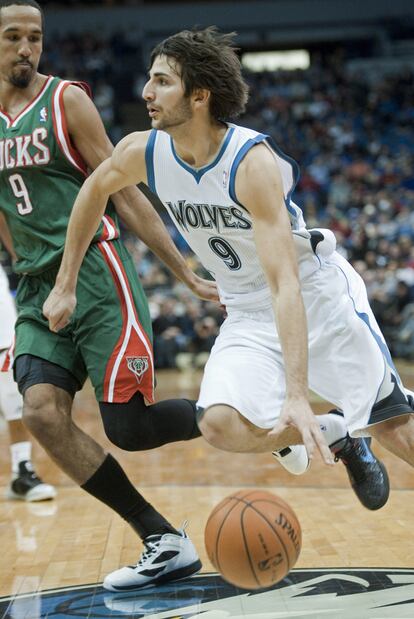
top-left (1, 569), bottom-right (414, 618)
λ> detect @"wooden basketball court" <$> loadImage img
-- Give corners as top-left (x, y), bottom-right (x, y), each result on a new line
top-left (0, 364), bottom-right (413, 616)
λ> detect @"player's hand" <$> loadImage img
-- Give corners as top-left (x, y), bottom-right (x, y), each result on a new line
top-left (189, 274), bottom-right (219, 302)
top-left (268, 398), bottom-right (334, 466)
top-left (42, 285), bottom-right (77, 333)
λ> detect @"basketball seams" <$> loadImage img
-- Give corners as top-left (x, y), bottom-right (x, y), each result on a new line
top-left (207, 489), bottom-right (255, 520)
top-left (233, 495), bottom-right (301, 564)
top-left (213, 505), bottom-right (233, 574)
top-left (207, 491), bottom-right (261, 578)
top-left (240, 504), bottom-right (262, 588)
top-left (250, 499), bottom-right (302, 561)
top-left (247, 503), bottom-right (291, 573)
top-left (207, 496), bottom-right (232, 521)
top-left (207, 491), bottom-right (263, 566)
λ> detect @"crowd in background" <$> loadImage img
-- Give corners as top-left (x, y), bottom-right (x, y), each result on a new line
top-left (242, 50), bottom-right (414, 361)
top-left (2, 35), bottom-right (414, 366)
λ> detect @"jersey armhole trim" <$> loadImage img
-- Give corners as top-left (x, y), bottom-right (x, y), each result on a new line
top-left (265, 135), bottom-right (301, 226)
top-left (228, 134), bottom-right (268, 209)
top-left (51, 80), bottom-right (88, 176)
top-left (145, 129), bottom-right (157, 193)
top-left (70, 81), bottom-right (93, 99)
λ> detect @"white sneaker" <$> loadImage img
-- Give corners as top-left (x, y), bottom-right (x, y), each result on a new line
top-left (103, 526), bottom-right (202, 591)
top-left (272, 445), bottom-right (310, 475)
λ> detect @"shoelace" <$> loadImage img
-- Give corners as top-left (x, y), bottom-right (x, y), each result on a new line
top-left (27, 472), bottom-right (41, 481)
top-left (136, 520), bottom-right (189, 567)
top-left (137, 536), bottom-right (162, 566)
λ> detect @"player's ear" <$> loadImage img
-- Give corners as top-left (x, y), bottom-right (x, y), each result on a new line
top-left (192, 88), bottom-right (210, 109)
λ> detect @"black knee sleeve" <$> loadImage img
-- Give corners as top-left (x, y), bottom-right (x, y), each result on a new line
top-left (99, 391), bottom-right (201, 451)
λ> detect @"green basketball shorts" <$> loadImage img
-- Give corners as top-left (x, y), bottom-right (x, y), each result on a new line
top-left (13, 239), bottom-right (154, 403)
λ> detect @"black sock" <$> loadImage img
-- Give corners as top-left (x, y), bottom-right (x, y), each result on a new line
top-left (81, 454), bottom-right (178, 538)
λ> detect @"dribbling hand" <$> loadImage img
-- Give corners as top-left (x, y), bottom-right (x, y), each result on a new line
top-left (42, 285), bottom-right (77, 333)
top-left (268, 398), bottom-right (334, 466)
top-left (190, 274), bottom-right (220, 302)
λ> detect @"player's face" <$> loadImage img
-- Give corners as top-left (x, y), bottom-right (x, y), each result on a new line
top-left (143, 55), bottom-right (193, 131)
top-left (0, 5), bottom-right (43, 89)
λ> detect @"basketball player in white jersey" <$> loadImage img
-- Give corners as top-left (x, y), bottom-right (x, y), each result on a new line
top-left (0, 217), bottom-right (55, 501)
top-left (44, 27), bottom-right (414, 587)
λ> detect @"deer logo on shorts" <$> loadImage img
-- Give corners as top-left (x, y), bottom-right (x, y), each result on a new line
top-left (126, 356), bottom-right (149, 384)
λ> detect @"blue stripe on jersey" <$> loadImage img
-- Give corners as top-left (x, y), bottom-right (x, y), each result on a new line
top-left (145, 129), bottom-right (157, 193)
top-left (335, 261), bottom-right (398, 378)
top-left (229, 133), bottom-right (301, 227)
top-left (267, 136), bottom-right (301, 227)
top-left (229, 134), bottom-right (268, 210)
top-left (267, 136), bottom-right (301, 190)
top-left (169, 127), bottom-right (235, 184)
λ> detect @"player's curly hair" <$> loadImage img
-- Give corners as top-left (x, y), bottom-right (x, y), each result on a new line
top-left (150, 26), bottom-right (249, 121)
top-left (0, 0), bottom-right (43, 25)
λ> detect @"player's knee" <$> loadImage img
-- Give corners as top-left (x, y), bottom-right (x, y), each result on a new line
top-left (198, 405), bottom-right (232, 449)
top-left (102, 416), bottom-right (144, 451)
top-left (99, 396), bottom-right (154, 451)
top-left (23, 388), bottom-right (70, 437)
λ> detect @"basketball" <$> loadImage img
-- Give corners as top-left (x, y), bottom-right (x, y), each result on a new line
top-left (205, 489), bottom-right (302, 590)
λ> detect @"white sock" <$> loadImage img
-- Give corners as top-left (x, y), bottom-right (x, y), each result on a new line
top-left (318, 412), bottom-right (347, 447)
top-left (10, 441), bottom-right (31, 475)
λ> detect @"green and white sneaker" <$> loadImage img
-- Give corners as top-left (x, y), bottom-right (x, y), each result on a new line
top-left (103, 525), bottom-right (202, 592)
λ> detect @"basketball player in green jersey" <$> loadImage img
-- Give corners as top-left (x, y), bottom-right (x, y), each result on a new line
top-left (0, 0), bottom-right (219, 591)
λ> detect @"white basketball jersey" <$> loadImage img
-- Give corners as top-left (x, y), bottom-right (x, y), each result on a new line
top-left (146, 123), bottom-right (309, 308)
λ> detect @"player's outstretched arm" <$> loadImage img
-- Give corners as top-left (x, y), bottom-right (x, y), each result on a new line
top-left (235, 144), bottom-right (334, 466)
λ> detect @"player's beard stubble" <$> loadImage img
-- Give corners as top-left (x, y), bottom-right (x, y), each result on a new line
top-left (154, 96), bottom-right (193, 131)
top-left (10, 63), bottom-right (35, 89)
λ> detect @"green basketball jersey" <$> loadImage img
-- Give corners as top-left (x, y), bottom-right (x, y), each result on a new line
top-left (0, 75), bottom-right (119, 274)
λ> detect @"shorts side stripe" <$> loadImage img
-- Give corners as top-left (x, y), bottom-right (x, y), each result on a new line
top-left (98, 241), bottom-right (154, 403)
top-left (101, 215), bottom-right (119, 241)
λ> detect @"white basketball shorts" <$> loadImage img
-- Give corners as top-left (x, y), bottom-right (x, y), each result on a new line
top-left (197, 251), bottom-right (408, 437)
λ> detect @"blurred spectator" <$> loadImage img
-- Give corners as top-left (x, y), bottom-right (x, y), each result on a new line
top-left (190, 316), bottom-right (219, 367)
top-left (152, 297), bottom-right (188, 369)
top-left (94, 79), bottom-right (115, 132)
